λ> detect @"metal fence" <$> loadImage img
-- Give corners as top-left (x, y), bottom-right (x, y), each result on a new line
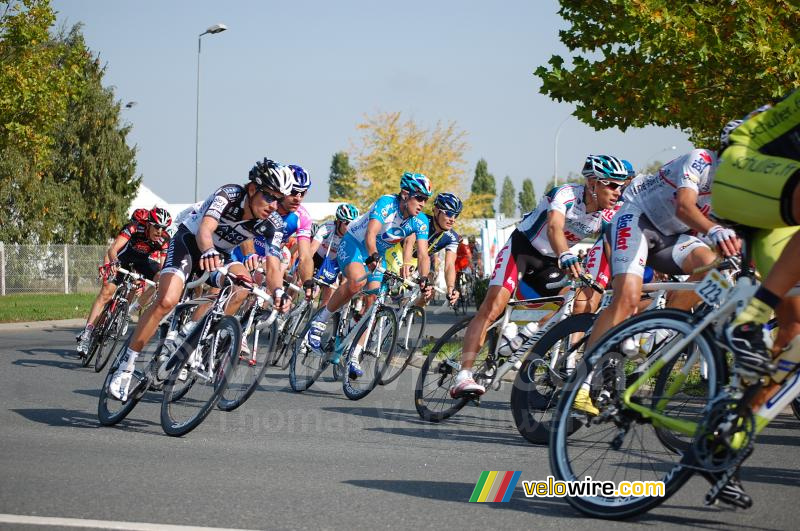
top-left (0, 243), bottom-right (107, 295)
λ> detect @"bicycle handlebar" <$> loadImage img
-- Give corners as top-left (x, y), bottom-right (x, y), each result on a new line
top-left (545, 272), bottom-right (603, 293)
top-left (115, 266), bottom-right (158, 288)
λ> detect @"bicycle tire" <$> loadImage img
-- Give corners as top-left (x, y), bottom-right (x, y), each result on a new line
top-left (82, 305), bottom-right (110, 367)
top-left (343, 306), bottom-right (398, 400)
top-left (217, 316), bottom-right (278, 412)
top-left (160, 316), bottom-right (241, 437)
top-left (275, 303), bottom-right (312, 370)
top-left (94, 300), bottom-right (127, 373)
top-left (97, 338), bottom-right (150, 426)
top-left (549, 309), bottom-right (723, 519)
top-left (380, 305), bottom-right (425, 385)
top-left (510, 312), bottom-right (596, 445)
top-left (414, 315), bottom-right (497, 422)
top-left (288, 310), bottom-right (332, 392)
top-left (792, 397), bottom-right (800, 421)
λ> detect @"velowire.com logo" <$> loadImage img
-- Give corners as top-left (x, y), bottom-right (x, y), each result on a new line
top-left (469, 471), bottom-right (522, 503)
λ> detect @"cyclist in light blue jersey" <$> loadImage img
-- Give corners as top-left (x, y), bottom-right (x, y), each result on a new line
top-left (305, 172), bottom-right (433, 378)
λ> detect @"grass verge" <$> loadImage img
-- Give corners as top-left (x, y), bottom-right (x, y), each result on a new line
top-left (0, 293), bottom-right (94, 323)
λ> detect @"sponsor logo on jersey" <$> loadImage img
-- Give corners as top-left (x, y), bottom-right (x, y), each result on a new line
top-left (615, 214), bottom-right (634, 251)
top-left (690, 151), bottom-right (712, 174)
top-left (381, 226), bottom-right (406, 245)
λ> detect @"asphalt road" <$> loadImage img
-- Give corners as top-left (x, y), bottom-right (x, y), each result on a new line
top-left (1, 318), bottom-right (799, 531)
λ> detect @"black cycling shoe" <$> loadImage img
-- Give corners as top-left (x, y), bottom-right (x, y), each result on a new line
top-left (705, 474), bottom-right (753, 509)
top-left (724, 322), bottom-right (775, 378)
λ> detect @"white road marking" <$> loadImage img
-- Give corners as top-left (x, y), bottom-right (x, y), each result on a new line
top-left (0, 514), bottom-right (259, 531)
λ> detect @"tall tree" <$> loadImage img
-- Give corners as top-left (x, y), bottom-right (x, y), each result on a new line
top-left (518, 178), bottom-right (536, 214)
top-left (536, 1), bottom-right (800, 146)
top-left (353, 111), bottom-right (468, 210)
top-left (328, 151), bottom-right (357, 202)
top-left (470, 158), bottom-right (496, 217)
top-left (499, 176), bottom-right (516, 218)
top-left (47, 25), bottom-right (139, 244)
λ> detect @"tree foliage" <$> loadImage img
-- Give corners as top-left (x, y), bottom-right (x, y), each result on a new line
top-left (328, 151), bottom-right (357, 202)
top-left (499, 176), bottom-right (516, 218)
top-left (352, 111), bottom-right (469, 211)
top-left (469, 158), bottom-right (496, 217)
top-left (0, 0), bottom-right (138, 243)
top-left (518, 178), bottom-right (536, 214)
top-left (536, 0), bottom-right (800, 146)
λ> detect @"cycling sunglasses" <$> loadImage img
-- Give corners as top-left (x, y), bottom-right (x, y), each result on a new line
top-left (412, 194), bottom-right (430, 202)
top-left (289, 188), bottom-right (307, 197)
top-left (259, 189), bottom-right (284, 203)
top-left (598, 179), bottom-right (626, 190)
top-left (439, 209), bottom-right (459, 219)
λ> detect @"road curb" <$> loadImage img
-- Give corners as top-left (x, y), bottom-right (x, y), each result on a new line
top-left (0, 318), bottom-right (85, 332)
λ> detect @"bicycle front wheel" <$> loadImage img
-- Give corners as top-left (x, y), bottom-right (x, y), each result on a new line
top-left (343, 306), bottom-right (398, 400)
top-left (275, 303), bottom-right (312, 370)
top-left (380, 305), bottom-right (425, 385)
top-left (94, 300), bottom-right (128, 372)
top-left (97, 338), bottom-right (149, 426)
top-left (217, 315), bottom-right (278, 412)
top-left (160, 316), bottom-right (241, 437)
top-left (289, 310), bottom-right (333, 392)
top-left (549, 309), bottom-right (724, 519)
top-left (510, 312), bottom-right (596, 445)
top-left (414, 316), bottom-right (496, 422)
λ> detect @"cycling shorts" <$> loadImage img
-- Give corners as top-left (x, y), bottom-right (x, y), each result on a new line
top-left (161, 226), bottom-right (235, 286)
top-left (712, 90), bottom-right (800, 228)
top-left (609, 202), bottom-right (708, 278)
top-left (112, 248), bottom-right (160, 285)
top-left (314, 255), bottom-right (341, 286)
top-left (489, 230), bottom-right (564, 298)
top-left (336, 233), bottom-right (386, 284)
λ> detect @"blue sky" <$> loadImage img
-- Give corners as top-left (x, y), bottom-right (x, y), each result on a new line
top-left (51, 0), bottom-right (693, 204)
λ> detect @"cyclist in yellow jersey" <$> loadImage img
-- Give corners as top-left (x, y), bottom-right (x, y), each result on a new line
top-left (715, 89), bottom-right (800, 377)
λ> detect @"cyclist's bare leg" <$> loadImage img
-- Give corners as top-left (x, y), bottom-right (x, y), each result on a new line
top-left (461, 285), bottom-right (512, 371)
top-left (774, 296), bottom-right (800, 351)
top-left (569, 286), bottom-right (602, 345)
top-left (129, 273), bottom-right (185, 352)
top-left (324, 262), bottom-right (367, 313)
top-left (85, 281), bottom-right (118, 327)
top-left (221, 262), bottom-right (253, 316)
top-left (586, 273), bottom-right (643, 349)
top-left (665, 245), bottom-right (716, 310)
top-left (762, 230), bottom-right (800, 299)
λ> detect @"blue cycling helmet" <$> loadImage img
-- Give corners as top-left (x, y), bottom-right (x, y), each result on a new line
top-left (433, 192), bottom-right (463, 216)
top-left (288, 164), bottom-right (311, 193)
top-left (335, 203), bottom-right (359, 222)
top-left (399, 172), bottom-right (432, 197)
top-left (581, 155), bottom-right (628, 181)
top-left (621, 159), bottom-right (635, 179)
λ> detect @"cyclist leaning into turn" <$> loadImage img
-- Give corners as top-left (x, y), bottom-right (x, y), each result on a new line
top-left (106, 158), bottom-right (292, 401)
top-left (309, 203), bottom-right (360, 306)
top-left (305, 172), bottom-right (433, 378)
top-left (76, 207), bottom-right (172, 357)
top-left (451, 155), bottom-right (629, 398)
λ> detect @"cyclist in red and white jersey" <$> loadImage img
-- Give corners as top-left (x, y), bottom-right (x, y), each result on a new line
top-left (310, 203), bottom-right (359, 305)
top-left (76, 207), bottom-right (171, 356)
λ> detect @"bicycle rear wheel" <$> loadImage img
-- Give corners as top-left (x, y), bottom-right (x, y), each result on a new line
top-left (343, 306), bottom-right (398, 400)
top-left (414, 316), bottom-right (496, 422)
top-left (160, 316), bottom-right (241, 437)
top-left (549, 309), bottom-right (723, 519)
top-left (82, 306), bottom-right (110, 367)
top-left (94, 300), bottom-right (128, 372)
top-left (510, 313), bottom-right (596, 445)
top-left (289, 310), bottom-right (333, 392)
top-left (218, 314), bottom-right (278, 412)
top-left (380, 305), bottom-right (425, 385)
top-left (274, 303), bottom-right (312, 370)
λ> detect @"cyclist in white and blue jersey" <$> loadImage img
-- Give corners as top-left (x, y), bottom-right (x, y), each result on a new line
top-left (305, 172), bottom-right (433, 378)
top-left (451, 155), bottom-right (628, 398)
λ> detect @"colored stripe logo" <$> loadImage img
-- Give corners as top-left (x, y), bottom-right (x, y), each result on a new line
top-left (469, 471), bottom-right (521, 502)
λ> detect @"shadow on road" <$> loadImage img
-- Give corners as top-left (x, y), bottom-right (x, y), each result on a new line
top-left (14, 347), bottom-right (80, 370)
top-left (10, 407), bottom-right (160, 432)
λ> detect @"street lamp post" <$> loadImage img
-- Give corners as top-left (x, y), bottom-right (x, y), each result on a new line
top-left (195, 23), bottom-right (228, 202)
top-left (553, 114), bottom-right (572, 187)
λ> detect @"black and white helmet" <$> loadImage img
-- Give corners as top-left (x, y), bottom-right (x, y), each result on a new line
top-left (249, 158), bottom-right (293, 195)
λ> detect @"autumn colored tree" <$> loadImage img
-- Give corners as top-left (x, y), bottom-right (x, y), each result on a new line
top-left (352, 111), bottom-right (469, 212)
top-left (536, 0), bottom-right (800, 146)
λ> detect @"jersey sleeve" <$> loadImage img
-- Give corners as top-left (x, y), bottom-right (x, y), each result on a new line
top-left (295, 206), bottom-right (312, 241)
top-left (445, 231), bottom-right (461, 253)
top-left (203, 186), bottom-right (240, 221)
top-left (119, 222), bottom-right (138, 240)
top-left (413, 214), bottom-right (429, 241)
top-left (261, 214), bottom-right (285, 259)
top-left (680, 150), bottom-right (716, 192)
top-left (547, 185), bottom-right (578, 215)
top-left (369, 195), bottom-right (395, 223)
